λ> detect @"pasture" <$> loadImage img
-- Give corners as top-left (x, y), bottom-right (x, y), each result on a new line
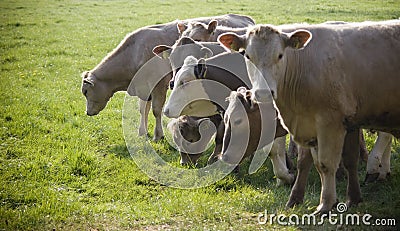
top-left (1, 0), bottom-right (400, 230)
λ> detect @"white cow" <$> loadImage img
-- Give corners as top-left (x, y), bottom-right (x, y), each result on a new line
top-left (218, 20), bottom-right (400, 213)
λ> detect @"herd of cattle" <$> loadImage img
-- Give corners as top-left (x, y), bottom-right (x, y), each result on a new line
top-left (81, 14), bottom-right (400, 214)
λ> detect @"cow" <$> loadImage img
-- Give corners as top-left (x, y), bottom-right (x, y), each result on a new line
top-left (180, 20), bottom-right (248, 42)
top-left (163, 54), bottom-right (294, 184)
top-left (218, 20), bottom-right (400, 213)
top-left (167, 115), bottom-right (222, 166)
top-left (222, 87), bottom-right (294, 185)
top-left (81, 14), bottom-right (254, 141)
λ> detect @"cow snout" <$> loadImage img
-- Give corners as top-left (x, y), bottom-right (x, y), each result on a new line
top-left (164, 108), bottom-right (170, 117)
top-left (86, 111), bottom-right (98, 116)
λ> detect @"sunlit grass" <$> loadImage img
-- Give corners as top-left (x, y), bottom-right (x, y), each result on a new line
top-left (1, 0), bottom-right (400, 230)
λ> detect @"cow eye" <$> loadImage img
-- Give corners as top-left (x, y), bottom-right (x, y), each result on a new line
top-left (278, 54), bottom-right (283, 60)
top-left (233, 119), bottom-right (242, 126)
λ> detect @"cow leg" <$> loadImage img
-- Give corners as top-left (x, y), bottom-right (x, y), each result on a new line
top-left (207, 120), bottom-right (224, 165)
top-left (313, 121), bottom-right (346, 214)
top-left (365, 131), bottom-right (392, 183)
top-left (151, 81), bottom-right (168, 141)
top-left (269, 136), bottom-right (294, 186)
top-left (138, 99), bottom-right (151, 137)
top-left (287, 136), bottom-right (298, 159)
top-left (378, 134), bottom-right (392, 180)
top-left (359, 130), bottom-right (368, 163)
top-left (342, 129), bottom-right (362, 207)
top-left (286, 147), bottom-right (313, 208)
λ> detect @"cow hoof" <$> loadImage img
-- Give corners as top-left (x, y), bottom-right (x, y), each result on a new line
top-left (313, 201), bottom-right (338, 215)
top-left (153, 135), bottom-right (164, 142)
top-left (346, 197), bottom-right (362, 208)
top-left (364, 173), bottom-right (379, 184)
top-left (286, 198), bottom-right (303, 208)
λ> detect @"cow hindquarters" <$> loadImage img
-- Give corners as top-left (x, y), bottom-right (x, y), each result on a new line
top-left (342, 129), bottom-right (362, 207)
top-left (312, 118), bottom-right (346, 214)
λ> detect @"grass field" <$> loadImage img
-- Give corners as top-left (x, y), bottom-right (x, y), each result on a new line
top-left (1, 0), bottom-right (400, 230)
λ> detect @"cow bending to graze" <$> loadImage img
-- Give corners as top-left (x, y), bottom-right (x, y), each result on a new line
top-left (218, 20), bottom-right (400, 214)
top-left (167, 115), bottom-right (222, 166)
top-left (81, 14), bottom-right (255, 141)
top-left (164, 54), bottom-right (294, 184)
top-left (222, 87), bottom-right (294, 185)
top-left (180, 20), bottom-right (248, 42)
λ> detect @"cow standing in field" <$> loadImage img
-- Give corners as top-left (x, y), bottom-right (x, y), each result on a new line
top-left (81, 14), bottom-right (254, 141)
top-left (218, 20), bottom-right (400, 213)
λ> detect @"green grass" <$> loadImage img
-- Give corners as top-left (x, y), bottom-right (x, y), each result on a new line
top-left (1, 0), bottom-right (400, 230)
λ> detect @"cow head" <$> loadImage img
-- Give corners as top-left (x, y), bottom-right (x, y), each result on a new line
top-left (163, 56), bottom-right (219, 118)
top-left (218, 25), bottom-right (312, 102)
top-left (81, 71), bottom-right (112, 116)
top-left (181, 20), bottom-right (218, 42)
top-left (220, 87), bottom-right (260, 164)
top-left (152, 37), bottom-right (213, 89)
top-left (168, 116), bottom-right (215, 166)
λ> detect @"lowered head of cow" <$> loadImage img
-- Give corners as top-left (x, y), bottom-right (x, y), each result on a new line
top-left (218, 26), bottom-right (312, 102)
top-left (152, 37), bottom-right (213, 90)
top-left (181, 20), bottom-right (218, 42)
top-left (81, 71), bottom-right (112, 116)
top-left (220, 87), bottom-right (261, 165)
top-left (163, 56), bottom-right (219, 118)
top-left (168, 115), bottom-right (215, 166)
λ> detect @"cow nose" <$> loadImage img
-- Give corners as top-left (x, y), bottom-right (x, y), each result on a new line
top-left (169, 80), bottom-right (174, 90)
top-left (164, 108), bottom-right (170, 117)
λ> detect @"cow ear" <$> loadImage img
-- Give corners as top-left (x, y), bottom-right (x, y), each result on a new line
top-left (177, 22), bottom-right (187, 34)
top-left (207, 20), bottom-right (218, 34)
top-left (285, 30), bottom-right (312, 49)
top-left (152, 45), bottom-right (171, 59)
top-left (81, 71), bottom-right (90, 79)
top-left (218, 32), bottom-right (246, 51)
top-left (180, 36), bottom-right (195, 45)
top-left (194, 58), bottom-right (207, 79)
top-left (200, 47), bottom-right (213, 59)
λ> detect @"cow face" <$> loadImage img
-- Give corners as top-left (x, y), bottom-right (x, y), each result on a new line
top-left (218, 26), bottom-right (312, 102)
top-left (221, 88), bottom-right (260, 164)
top-left (163, 56), bottom-right (218, 118)
top-left (81, 71), bottom-right (111, 116)
top-left (168, 116), bottom-right (215, 165)
top-left (181, 20), bottom-right (218, 42)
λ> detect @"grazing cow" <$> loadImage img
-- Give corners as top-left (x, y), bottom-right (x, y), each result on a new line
top-left (222, 88), bottom-right (294, 185)
top-left (218, 20), bottom-right (400, 213)
top-left (181, 20), bottom-right (248, 42)
top-left (167, 115), bottom-right (222, 166)
top-left (164, 55), bottom-right (294, 184)
top-left (81, 14), bottom-right (254, 141)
